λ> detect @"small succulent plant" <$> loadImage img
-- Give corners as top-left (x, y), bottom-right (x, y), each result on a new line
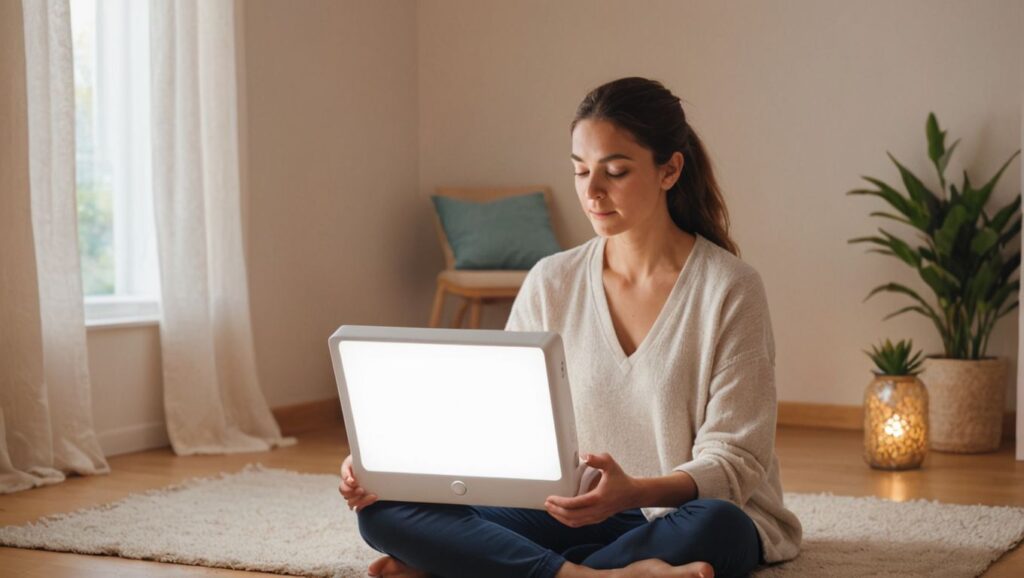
top-left (864, 338), bottom-right (925, 376)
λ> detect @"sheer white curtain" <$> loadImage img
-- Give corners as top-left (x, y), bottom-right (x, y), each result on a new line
top-left (149, 0), bottom-right (293, 454)
top-left (0, 0), bottom-right (109, 493)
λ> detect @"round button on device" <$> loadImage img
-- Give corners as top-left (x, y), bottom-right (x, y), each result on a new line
top-left (451, 481), bottom-right (467, 496)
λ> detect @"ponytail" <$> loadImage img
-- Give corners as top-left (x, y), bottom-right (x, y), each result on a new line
top-left (667, 127), bottom-right (739, 257)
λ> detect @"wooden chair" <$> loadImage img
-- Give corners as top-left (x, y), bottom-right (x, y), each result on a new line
top-left (429, 185), bottom-right (558, 329)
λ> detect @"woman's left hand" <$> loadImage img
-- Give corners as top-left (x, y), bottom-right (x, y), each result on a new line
top-left (544, 452), bottom-right (640, 527)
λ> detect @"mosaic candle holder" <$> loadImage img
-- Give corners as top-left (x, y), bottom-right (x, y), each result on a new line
top-left (863, 374), bottom-right (928, 470)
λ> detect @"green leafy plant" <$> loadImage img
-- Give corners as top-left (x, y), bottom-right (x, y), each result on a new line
top-left (847, 113), bottom-right (1021, 359)
top-left (864, 338), bottom-right (925, 376)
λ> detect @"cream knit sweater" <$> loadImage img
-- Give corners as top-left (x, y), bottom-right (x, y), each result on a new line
top-left (504, 233), bottom-right (802, 564)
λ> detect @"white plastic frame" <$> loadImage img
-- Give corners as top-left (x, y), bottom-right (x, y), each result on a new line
top-left (329, 325), bottom-right (589, 510)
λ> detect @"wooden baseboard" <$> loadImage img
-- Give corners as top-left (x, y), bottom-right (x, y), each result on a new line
top-left (272, 398), bottom-right (343, 436)
top-left (777, 401), bottom-right (863, 430)
top-left (274, 397), bottom-right (1017, 441)
top-left (98, 420), bottom-right (170, 458)
top-left (777, 401), bottom-right (1017, 441)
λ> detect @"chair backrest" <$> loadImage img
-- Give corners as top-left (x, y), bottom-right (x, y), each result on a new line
top-left (432, 185), bottom-right (556, 271)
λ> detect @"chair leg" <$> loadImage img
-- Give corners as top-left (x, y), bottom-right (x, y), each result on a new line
top-left (452, 299), bottom-right (470, 328)
top-left (429, 282), bottom-right (446, 328)
top-left (468, 299), bottom-right (483, 329)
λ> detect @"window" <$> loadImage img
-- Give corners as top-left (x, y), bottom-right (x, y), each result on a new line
top-left (71, 0), bottom-right (160, 325)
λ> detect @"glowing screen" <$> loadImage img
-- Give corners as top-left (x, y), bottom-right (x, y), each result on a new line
top-left (339, 340), bottom-right (561, 480)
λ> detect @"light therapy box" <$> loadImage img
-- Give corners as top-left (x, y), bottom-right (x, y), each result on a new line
top-left (328, 325), bottom-right (591, 510)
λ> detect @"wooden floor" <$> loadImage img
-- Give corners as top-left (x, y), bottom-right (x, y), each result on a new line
top-left (1, 424), bottom-right (1022, 577)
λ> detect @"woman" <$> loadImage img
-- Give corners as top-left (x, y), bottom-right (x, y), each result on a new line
top-left (340, 77), bottom-right (803, 578)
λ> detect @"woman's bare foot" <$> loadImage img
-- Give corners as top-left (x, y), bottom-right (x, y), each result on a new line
top-left (559, 558), bottom-right (713, 578)
top-left (618, 558), bottom-right (713, 578)
top-left (367, 554), bottom-right (430, 577)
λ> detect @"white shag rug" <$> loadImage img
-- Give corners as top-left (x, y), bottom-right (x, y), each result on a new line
top-left (1, 464), bottom-right (1022, 578)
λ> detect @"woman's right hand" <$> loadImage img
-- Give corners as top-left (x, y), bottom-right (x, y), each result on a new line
top-left (339, 454), bottom-right (378, 512)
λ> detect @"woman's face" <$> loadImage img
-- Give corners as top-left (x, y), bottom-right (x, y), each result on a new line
top-left (571, 118), bottom-right (682, 238)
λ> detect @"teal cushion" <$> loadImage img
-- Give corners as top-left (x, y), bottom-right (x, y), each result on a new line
top-left (431, 192), bottom-right (561, 270)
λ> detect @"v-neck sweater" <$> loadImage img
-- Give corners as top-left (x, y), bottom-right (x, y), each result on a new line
top-left (505, 233), bottom-right (803, 564)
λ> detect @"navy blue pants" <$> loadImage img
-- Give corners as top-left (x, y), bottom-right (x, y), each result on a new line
top-left (357, 498), bottom-right (764, 578)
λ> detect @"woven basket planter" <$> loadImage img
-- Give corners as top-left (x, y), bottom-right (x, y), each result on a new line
top-left (918, 356), bottom-right (1008, 453)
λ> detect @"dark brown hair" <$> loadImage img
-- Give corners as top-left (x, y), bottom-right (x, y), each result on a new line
top-left (571, 77), bottom-right (739, 257)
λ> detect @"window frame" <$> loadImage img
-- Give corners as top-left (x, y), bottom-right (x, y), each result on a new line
top-left (73, 0), bottom-right (161, 328)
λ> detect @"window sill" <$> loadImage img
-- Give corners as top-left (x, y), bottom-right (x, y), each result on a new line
top-left (86, 316), bottom-right (160, 331)
top-left (84, 295), bottom-right (160, 331)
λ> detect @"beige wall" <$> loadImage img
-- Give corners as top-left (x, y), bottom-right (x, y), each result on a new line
top-left (88, 325), bottom-right (166, 455)
top-left (418, 0), bottom-right (1023, 408)
top-left (243, 0), bottom-right (426, 407)
top-left (74, 0), bottom-right (1022, 453)
top-left (1019, 96), bottom-right (1023, 458)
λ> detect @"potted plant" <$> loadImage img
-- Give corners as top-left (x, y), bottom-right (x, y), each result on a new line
top-left (847, 113), bottom-right (1021, 453)
top-left (862, 338), bottom-right (928, 470)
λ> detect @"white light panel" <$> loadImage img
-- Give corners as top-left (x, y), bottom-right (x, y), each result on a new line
top-left (339, 340), bottom-right (561, 480)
